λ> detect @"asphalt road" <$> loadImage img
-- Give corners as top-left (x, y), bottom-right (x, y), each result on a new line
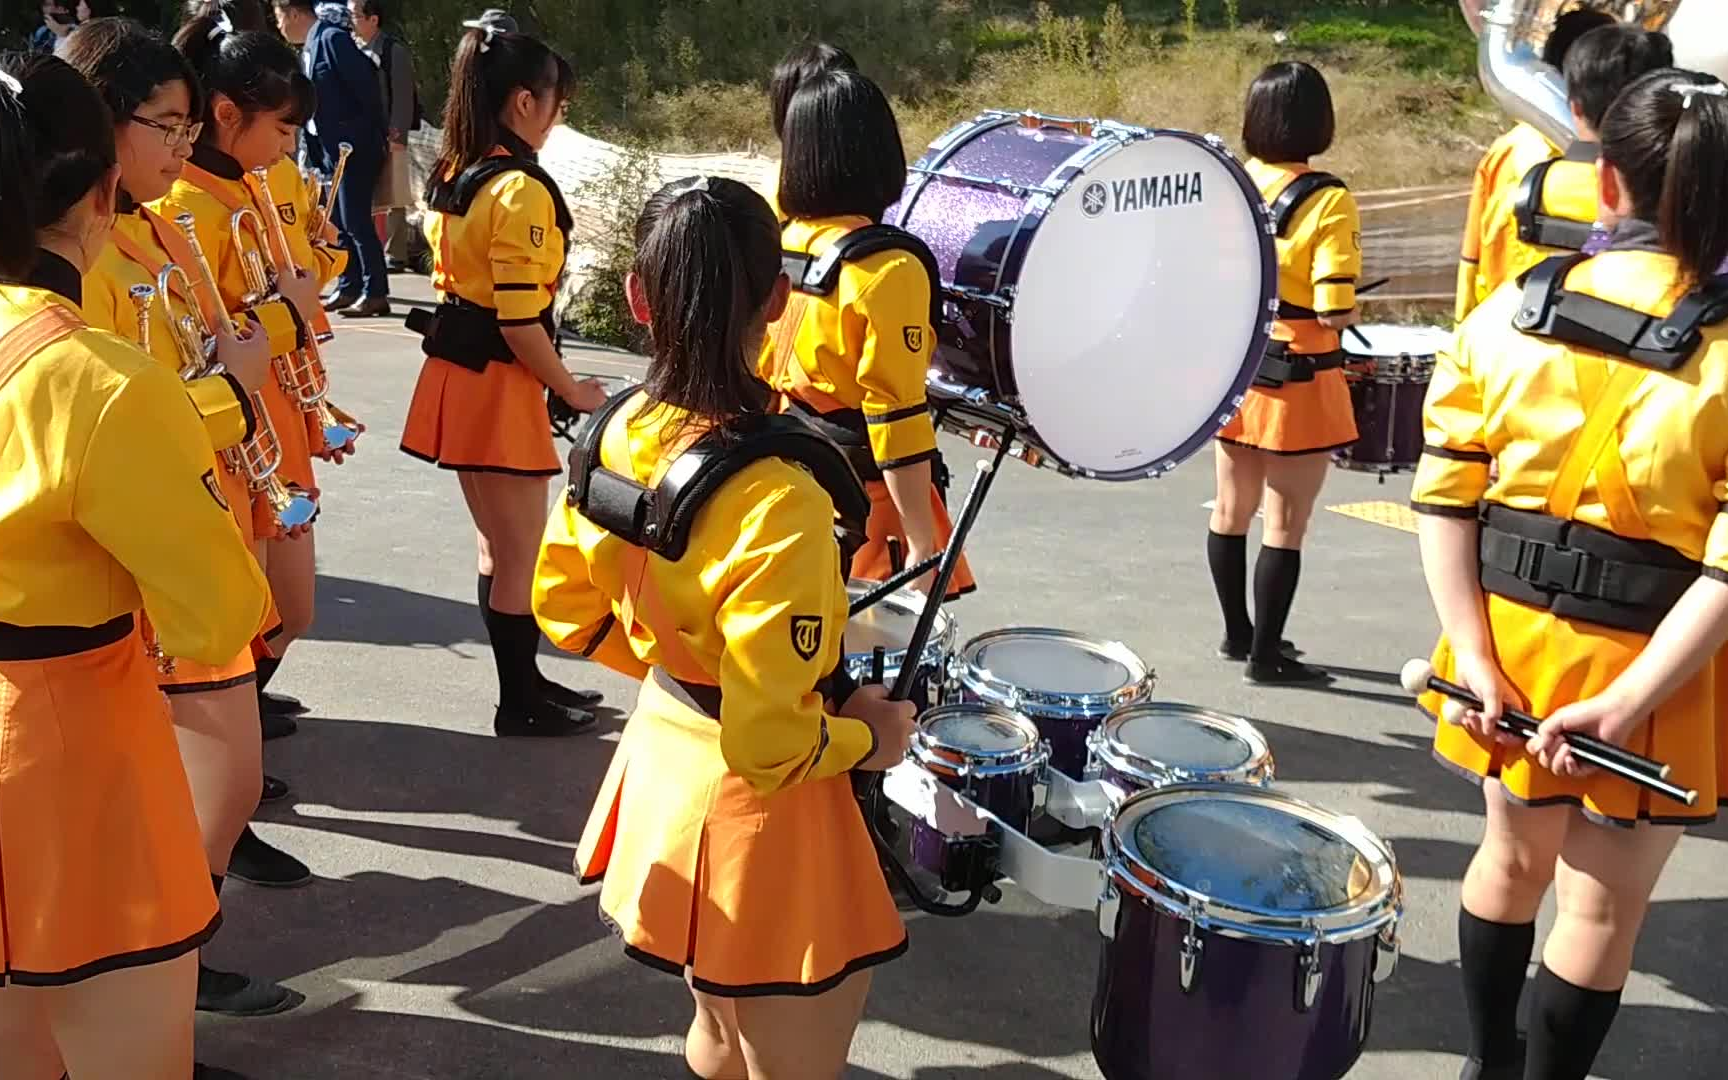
top-left (197, 276), bottom-right (1727, 1079)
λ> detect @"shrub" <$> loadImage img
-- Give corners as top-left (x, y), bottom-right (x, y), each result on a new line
top-left (564, 139), bottom-right (657, 351)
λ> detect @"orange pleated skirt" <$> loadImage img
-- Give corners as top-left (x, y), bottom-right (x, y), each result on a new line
top-left (258, 379), bottom-right (317, 493)
top-left (149, 459), bottom-right (261, 693)
top-left (1217, 368), bottom-right (1358, 455)
top-left (400, 357), bottom-right (561, 476)
top-left (1421, 593), bottom-right (1725, 827)
top-left (852, 478), bottom-right (976, 599)
top-left (576, 669), bottom-right (907, 996)
top-left (0, 621), bottom-right (220, 985)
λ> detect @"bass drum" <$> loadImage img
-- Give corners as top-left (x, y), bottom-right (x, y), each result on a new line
top-left (889, 111), bottom-right (1276, 481)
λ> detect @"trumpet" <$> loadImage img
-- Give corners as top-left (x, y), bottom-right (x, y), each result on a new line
top-left (173, 212), bottom-right (318, 531)
top-left (124, 284), bottom-right (179, 678)
top-left (305, 141), bottom-right (351, 243)
top-left (158, 263), bottom-right (220, 380)
top-left (244, 166), bottom-right (363, 455)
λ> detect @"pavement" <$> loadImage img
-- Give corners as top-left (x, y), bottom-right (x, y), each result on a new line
top-left (199, 274), bottom-right (1726, 1079)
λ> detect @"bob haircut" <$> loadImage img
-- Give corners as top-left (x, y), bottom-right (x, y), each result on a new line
top-left (777, 69), bottom-right (905, 223)
top-left (1242, 61), bottom-right (1336, 163)
top-left (768, 40), bottom-right (856, 140)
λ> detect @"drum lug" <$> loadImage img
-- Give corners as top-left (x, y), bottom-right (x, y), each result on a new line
top-left (1374, 922), bottom-right (1401, 984)
top-left (1295, 927), bottom-right (1324, 1013)
top-left (1178, 901), bottom-right (1205, 994)
top-left (1097, 883), bottom-right (1120, 941)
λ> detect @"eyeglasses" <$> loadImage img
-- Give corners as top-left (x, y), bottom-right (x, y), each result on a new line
top-left (130, 114), bottom-right (203, 149)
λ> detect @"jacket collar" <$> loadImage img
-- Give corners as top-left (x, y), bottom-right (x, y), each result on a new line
top-left (26, 249), bottom-right (82, 307)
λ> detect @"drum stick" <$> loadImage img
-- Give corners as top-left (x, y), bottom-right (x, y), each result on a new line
top-left (871, 646), bottom-right (886, 686)
top-left (1346, 326), bottom-right (1375, 350)
top-left (1356, 277), bottom-right (1392, 296)
top-left (1399, 660), bottom-right (1695, 805)
top-left (889, 449), bottom-right (1005, 703)
top-left (887, 536), bottom-right (905, 575)
top-left (850, 554), bottom-right (943, 615)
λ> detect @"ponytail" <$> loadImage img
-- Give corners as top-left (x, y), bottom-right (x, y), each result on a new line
top-left (632, 177), bottom-right (782, 432)
top-left (173, 19), bottom-right (313, 134)
top-left (1601, 69), bottom-right (1728, 283)
top-left (432, 27), bottom-right (573, 185)
top-left (0, 52), bottom-right (117, 277)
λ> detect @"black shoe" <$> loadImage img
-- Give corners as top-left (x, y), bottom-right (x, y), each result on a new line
top-left (1245, 657), bottom-right (1334, 686)
top-left (321, 290), bottom-right (359, 312)
top-left (197, 963), bottom-right (303, 1017)
top-left (260, 690), bottom-right (308, 717)
top-left (227, 826), bottom-right (312, 888)
top-left (1218, 638), bottom-right (1300, 662)
top-left (338, 296), bottom-right (392, 318)
top-left (385, 258), bottom-right (410, 273)
top-left (261, 709), bottom-right (298, 741)
top-left (494, 695), bottom-right (596, 737)
top-left (260, 774), bottom-right (291, 803)
top-left (539, 675), bottom-right (604, 709)
top-left (195, 1065), bottom-right (253, 1080)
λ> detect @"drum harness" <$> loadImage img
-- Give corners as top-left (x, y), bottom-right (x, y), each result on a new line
top-left (1473, 253), bottom-right (1728, 635)
top-left (1513, 140), bottom-right (1602, 254)
top-left (1255, 172), bottom-right (1353, 389)
top-left (404, 151), bottom-right (570, 374)
top-left (774, 224), bottom-right (947, 483)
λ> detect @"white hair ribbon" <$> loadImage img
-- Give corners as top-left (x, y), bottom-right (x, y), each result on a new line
top-left (0, 70), bottom-right (20, 96)
top-left (461, 18), bottom-right (501, 52)
top-left (208, 8), bottom-right (235, 40)
top-left (1675, 82), bottom-right (1728, 110)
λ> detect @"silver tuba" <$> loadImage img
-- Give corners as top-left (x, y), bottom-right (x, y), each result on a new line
top-left (1460, 2), bottom-right (1724, 145)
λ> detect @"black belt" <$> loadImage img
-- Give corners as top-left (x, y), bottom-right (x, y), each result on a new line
top-left (1255, 344), bottom-right (1347, 389)
top-left (1478, 504), bottom-right (1699, 635)
top-left (0, 613), bottom-right (135, 661)
top-left (405, 297), bottom-right (557, 374)
top-left (653, 658), bottom-right (856, 722)
top-left (785, 399), bottom-right (881, 481)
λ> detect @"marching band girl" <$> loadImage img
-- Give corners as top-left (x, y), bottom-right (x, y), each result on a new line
top-left (1413, 69), bottom-right (1728, 1080)
top-left (1456, 8), bottom-right (1613, 322)
top-left (166, 15), bottom-right (329, 888)
top-left (1208, 61), bottom-right (1358, 686)
top-left (64, 15), bottom-right (302, 1017)
top-left (0, 52), bottom-right (270, 1080)
top-left (400, 23), bottom-right (608, 736)
top-left (762, 68), bottom-right (972, 597)
top-left (764, 40), bottom-right (855, 221)
top-left (535, 176), bottom-right (915, 1080)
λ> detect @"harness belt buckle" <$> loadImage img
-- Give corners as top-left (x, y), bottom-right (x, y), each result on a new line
top-left (1526, 543), bottom-right (1586, 595)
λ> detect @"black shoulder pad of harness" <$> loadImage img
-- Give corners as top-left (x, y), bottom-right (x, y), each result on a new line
top-left (781, 224), bottom-right (944, 327)
top-left (1513, 157), bottom-right (1596, 252)
top-left (1270, 172), bottom-right (1346, 238)
top-left (1513, 255), bottom-right (1728, 372)
top-left (565, 388), bottom-right (871, 563)
top-left (425, 155), bottom-right (575, 236)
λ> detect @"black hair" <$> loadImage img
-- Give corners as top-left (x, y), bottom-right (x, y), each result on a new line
top-left (1242, 61), bottom-right (1335, 163)
top-left (175, 19), bottom-right (314, 133)
top-left (633, 177), bottom-right (781, 431)
top-left (777, 70), bottom-right (905, 222)
top-left (353, 0), bottom-right (385, 21)
top-left (0, 52), bottom-right (117, 278)
top-left (768, 40), bottom-right (856, 140)
top-left (77, 0), bottom-right (118, 16)
top-left (1600, 69), bottom-right (1728, 284)
top-left (1543, 8), bottom-right (1617, 69)
top-left (1564, 24), bottom-right (1674, 132)
top-left (182, 0), bottom-right (267, 33)
top-left (432, 27), bottom-right (573, 183)
top-left (62, 18), bottom-right (206, 132)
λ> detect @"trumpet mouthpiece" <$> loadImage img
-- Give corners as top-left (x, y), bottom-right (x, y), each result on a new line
top-left (1399, 658), bottom-right (1435, 695)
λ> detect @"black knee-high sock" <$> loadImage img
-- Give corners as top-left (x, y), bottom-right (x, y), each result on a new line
top-left (1250, 545), bottom-right (1302, 663)
top-left (1459, 909), bottom-right (1537, 1065)
top-left (1524, 964), bottom-right (1621, 1080)
top-left (255, 655), bottom-right (280, 695)
top-left (476, 573), bottom-right (494, 624)
top-left (484, 608), bottom-right (545, 709)
top-left (1207, 531), bottom-right (1253, 645)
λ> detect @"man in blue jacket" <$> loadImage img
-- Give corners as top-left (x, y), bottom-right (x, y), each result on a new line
top-left (274, 0), bottom-right (392, 317)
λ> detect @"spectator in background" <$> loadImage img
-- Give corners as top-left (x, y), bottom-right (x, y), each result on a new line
top-left (273, 0), bottom-right (392, 317)
top-left (183, 0), bottom-right (268, 31)
top-left (350, 0), bottom-right (419, 272)
top-left (30, 2), bottom-right (76, 52)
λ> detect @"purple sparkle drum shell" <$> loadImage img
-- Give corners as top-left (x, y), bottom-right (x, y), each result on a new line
top-left (887, 112), bottom-right (1277, 481)
top-left (908, 704), bottom-right (1049, 878)
top-left (1090, 702), bottom-right (1274, 798)
top-left (1335, 325), bottom-right (1445, 474)
top-left (1092, 785), bottom-right (1401, 1080)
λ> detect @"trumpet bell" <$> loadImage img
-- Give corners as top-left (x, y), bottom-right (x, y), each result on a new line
top-left (267, 479), bottom-right (318, 529)
top-left (321, 423), bottom-right (358, 452)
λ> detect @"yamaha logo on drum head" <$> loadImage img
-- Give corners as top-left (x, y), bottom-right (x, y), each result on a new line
top-left (1082, 182), bottom-right (1109, 218)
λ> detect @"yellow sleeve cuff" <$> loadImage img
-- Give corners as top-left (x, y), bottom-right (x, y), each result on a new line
top-left (821, 715), bottom-right (876, 774)
top-left (867, 409), bottom-right (938, 470)
top-left (251, 300), bottom-right (301, 359)
top-left (1705, 496), bottom-right (1728, 576)
top-left (495, 283), bottom-right (553, 324)
top-left (1312, 281), bottom-right (1356, 315)
top-left (185, 373), bottom-right (254, 451)
top-left (1411, 454), bottom-right (1491, 514)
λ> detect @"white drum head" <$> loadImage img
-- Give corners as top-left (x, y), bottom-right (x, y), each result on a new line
top-left (1011, 132), bottom-right (1271, 479)
top-left (1344, 324), bottom-right (1451, 360)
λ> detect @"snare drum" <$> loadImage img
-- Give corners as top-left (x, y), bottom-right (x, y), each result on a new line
top-left (1089, 703), bottom-right (1274, 797)
top-left (889, 111), bottom-right (1276, 481)
top-left (1094, 785), bottom-right (1402, 1080)
top-left (954, 628), bottom-right (1154, 779)
top-left (1335, 324), bottom-right (1448, 475)
top-left (908, 704), bottom-right (1049, 892)
top-left (844, 580), bottom-right (954, 710)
